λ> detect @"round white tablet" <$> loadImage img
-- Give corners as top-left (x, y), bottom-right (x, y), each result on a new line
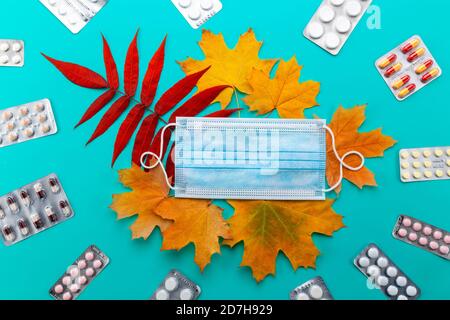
top-left (358, 257), bottom-right (370, 268)
top-left (296, 293), bottom-right (310, 300)
top-left (12, 42), bottom-right (22, 52)
top-left (406, 286), bottom-right (418, 297)
top-left (180, 288), bottom-right (194, 300)
top-left (318, 5), bottom-right (335, 23)
top-left (309, 285), bottom-right (323, 299)
top-left (386, 266), bottom-right (398, 278)
top-left (0, 43), bottom-right (9, 52)
top-left (397, 295), bottom-right (408, 300)
top-left (178, 0), bottom-right (191, 8)
top-left (345, 1), bottom-right (362, 17)
top-left (330, 0), bottom-right (345, 6)
top-left (0, 55), bottom-right (9, 64)
top-left (188, 8), bottom-right (201, 20)
top-left (325, 33), bottom-right (340, 49)
top-left (12, 55), bottom-right (22, 65)
top-left (396, 276), bottom-right (407, 287)
top-left (165, 277), bottom-right (179, 292)
top-left (376, 276), bottom-right (389, 287)
top-left (335, 16), bottom-right (351, 33)
top-left (156, 289), bottom-right (169, 300)
top-left (367, 265), bottom-right (380, 278)
top-left (387, 285), bottom-right (399, 296)
top-left (377, 257), bottom-right (388, 268)
top-left (367, 247), bottom-right (379, 259)
top-left (200, 0), bottom-right (213, 10)
top-left (307, 22), bottom-right (324, 39)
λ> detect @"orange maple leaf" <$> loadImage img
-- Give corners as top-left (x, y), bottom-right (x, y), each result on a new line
top-left (178, 29), bottom-right (277, 109)
top-left (154, 198), bottom-right (231, 271)
top-left (224, 200), bottom-right (344, 282)
top-left (110, 165), bottom-right (172, 239)
top-left (244, 57), bottom-right (320, 118)
top-left (325, 105), bottom-right (397, 193)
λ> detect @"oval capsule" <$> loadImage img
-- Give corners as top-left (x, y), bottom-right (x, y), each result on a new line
top-left (415, 59), bottom-right (434, 74)
top-left (384, 62), bottom-right (403, 78)
top-left (392, 75), bottom-right (410, 90)
top-left (398, 84), bottom-right (416, 99)
top-left (18, 219), bottom-right (29, 236)
top-left (401, 38), bottom-right (420, 53)
top-left (421, 68), bottom-right (440, 83)
top-left (2, 225), bottom-right (16, 243)
top-left (7, 197), bottom-right (19, 213)
top-left (407, 47), bottom-right (426, 62)
top-left (378, 53), bottom-right (397, 69)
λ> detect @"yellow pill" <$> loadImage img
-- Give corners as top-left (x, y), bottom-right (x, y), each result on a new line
top-left (447, 159), bottom-right (450, 167)
top-left (447, 170), bottom-right (450, 177)
top-left (401, 162), bottom-right (410, 169)
top-left (435, 149), bottom-right (443, 157)
top-left (400, 151), bottom-right (409, 159)
top-left (413, 171), bottom-right (422, 179)
top-left (436, 170), bottom-right (444, 178)
top-left (424, 171), bottom-right (433, 178)
top-left (447, 149), bottom-right (450, 156)
top-left (413, 162), bottom-right (421, 169)
top-left (412, 151), bottom-right (420, 159)
top-left (402, 172), bottom-right (411, 180)
top-left (424, 161), bottom-right (432, 168)
top-left (423, 150), bottom-right (431, 158)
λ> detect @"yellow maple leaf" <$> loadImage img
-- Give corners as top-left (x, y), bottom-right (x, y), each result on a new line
top-left (224, 200), bottom-right (344, 282)
top-left (244, 57), bottom-right (320, 118)
top-left (110, 165), bottom-right (172, 239)
top-left (178, 29), bottom-right (277, 108)
top-left (325, 105), bottom-right (397, 193)
top-left (154, 198), bottom-right (231, 271)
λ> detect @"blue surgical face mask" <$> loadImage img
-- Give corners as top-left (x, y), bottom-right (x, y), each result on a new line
top-left (141, 117), bottom-right (364, 201)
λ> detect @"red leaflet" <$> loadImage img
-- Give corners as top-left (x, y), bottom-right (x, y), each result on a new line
top-left (205, 108), bottom-right (242, 118)
top-left (132, 113), bottom-right (159, 166)
top-left (42, 54), bottom-right (108, 89)
top-left (112, 104), bottom-right (146, 166)
top-left (154, 66), bottom-right (210, 115)
top-left (141, 36), bottom-right (167, 107)
top-left (124, 31), bottom-right (140, 96)
top-left (86, 95), bottom-right (132, 145)
top-left (102, 35), bottom-right (119, 90)
top-left (168, 85), bottom-right (230, 123)
top-left (75, 89), bottom-right (116, 128)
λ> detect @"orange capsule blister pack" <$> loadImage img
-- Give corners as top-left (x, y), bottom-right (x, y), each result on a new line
top-left (375, 35), bottom-right (442, 101)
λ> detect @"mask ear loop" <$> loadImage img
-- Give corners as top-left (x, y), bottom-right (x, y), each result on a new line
top-left (140, 123), bottom-right (178, 191)
top-left (322, 125), bottom-right (365, 193)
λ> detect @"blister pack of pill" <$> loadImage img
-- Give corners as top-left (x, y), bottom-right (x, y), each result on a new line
top-left (171, 0), bottom-right (222, 29)
top-left (0, 99), bottom-right (57, 148)
top-left (151, 270), bottom-right (201, 300)
top-left (375, 35), bottom-right (442, 101)
top-left (0, 40), bottom-right (24, 67)
top-left (354, 244), bottom-right (420, 300)
top-left (303, 0), bottom-right (372, 55)
top-left (39, 0), bottom-right (109, 34)
top-left (393, 215), bottom-right (450, 260)
top-left (289, 276), bottom-right (333, 300)
top-left (0, 174), bottom-right (74, 246)
top-left (399, 147), bottom-right (450, 183)
top-left (50, 245), bottom-right (109, 300)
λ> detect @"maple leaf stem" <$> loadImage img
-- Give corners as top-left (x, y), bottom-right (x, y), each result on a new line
top-left (233, 87), bottom-right (241, 116)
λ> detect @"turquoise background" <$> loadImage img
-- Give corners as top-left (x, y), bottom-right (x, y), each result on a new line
top-left (0, 0), bottom-right (449, 300)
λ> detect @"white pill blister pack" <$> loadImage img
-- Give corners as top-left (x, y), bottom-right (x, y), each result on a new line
top-left (289, 276), bottom-right (333, 300)
top-left (39, 0), bottom-right (109, 34)
top-left (303, 0), bottom-right (372, 55)
top-left (50, 245), bottom-right (109, 300)
top-left (0, 99), bottom-right (57, 149)
top-left (354, 244), bottom-right (420, 300)
top-left (0, 40), bottom-right (24, 67)
top-left (375, 35), bottom-right (442, 101)
top-left (151, 270), bottom-right (201, 300)
top-left (399, 147), bottom-right (450, 183)
top-left (171, 0), bottom-right (223, 29)
top-left (0, 174), bottom-right (74, 246)
top-left (393, 215), bottom-right (450, 260)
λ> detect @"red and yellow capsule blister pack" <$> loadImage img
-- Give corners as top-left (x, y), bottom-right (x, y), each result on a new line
top-left (375, 35), bottom-right (442, 101)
